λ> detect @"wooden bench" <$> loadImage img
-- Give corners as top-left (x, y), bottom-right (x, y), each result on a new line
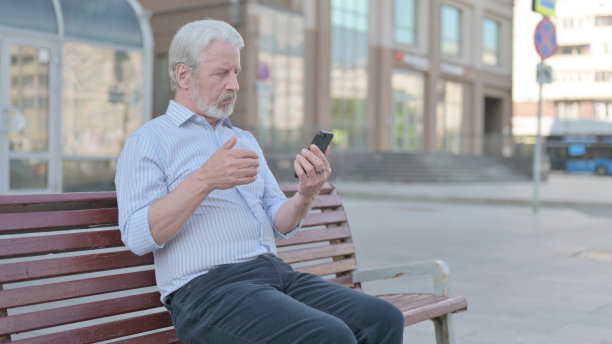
top-left (0, 183), bottom-right (467, 343)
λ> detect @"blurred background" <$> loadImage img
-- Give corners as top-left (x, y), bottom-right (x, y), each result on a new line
top-left (2, 1), bottom-right (612, 343)
top-left (0, 0), bottom-right (610, 191)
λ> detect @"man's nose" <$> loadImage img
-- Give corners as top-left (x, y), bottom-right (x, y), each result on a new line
top-left (227, 73), bottom-right (239, 92)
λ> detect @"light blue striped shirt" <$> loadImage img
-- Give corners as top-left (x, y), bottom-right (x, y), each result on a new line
top-left (115, 101), bottom-right (298, 302)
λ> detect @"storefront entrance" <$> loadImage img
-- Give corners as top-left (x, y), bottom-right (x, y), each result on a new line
top-left (0, 35), bottom-right (60, 194)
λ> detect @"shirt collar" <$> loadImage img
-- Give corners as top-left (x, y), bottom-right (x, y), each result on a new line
top-left (166, 100), bottom-right (233, 129)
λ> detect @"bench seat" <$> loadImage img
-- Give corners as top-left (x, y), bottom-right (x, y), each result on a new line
top-left (0, 183), bottom-right (466, 343)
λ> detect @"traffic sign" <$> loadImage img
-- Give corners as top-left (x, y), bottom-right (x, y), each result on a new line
top-left (536, 63), bottom-right (552, 84)
top-left (534, 17), bottom-right (557, 59)
top-left (532, 0), bottom-right (556, 17)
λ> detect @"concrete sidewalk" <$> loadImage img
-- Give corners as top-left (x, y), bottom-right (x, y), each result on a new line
top-left (334, 173), bottom-right (612, 343)
top-left (332, 173), bottom-right (612, 208)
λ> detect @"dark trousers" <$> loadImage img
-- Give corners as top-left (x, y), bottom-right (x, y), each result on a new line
top-left (164, 254), bottom-right (405, 343)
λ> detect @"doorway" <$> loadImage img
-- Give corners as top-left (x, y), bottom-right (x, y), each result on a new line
top-left (484, 96), bottom-right (503, 155)
top-left (0, 36), bottom-right (60, 194)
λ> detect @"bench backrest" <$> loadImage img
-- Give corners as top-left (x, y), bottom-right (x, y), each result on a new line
top-left (0, 183), bottom-right (355, 343)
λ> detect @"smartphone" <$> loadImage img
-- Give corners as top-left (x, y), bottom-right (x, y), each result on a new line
top-left (295, 130), bottom-right (334, 178)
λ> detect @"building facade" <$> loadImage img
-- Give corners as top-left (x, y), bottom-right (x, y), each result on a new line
top-left (142, 0), bottom-right (514, 155)
top-left (513, 0), bottom-right (612, 169)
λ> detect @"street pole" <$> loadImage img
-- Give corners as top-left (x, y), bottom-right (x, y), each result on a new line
top-left (533, 62), bottom-right (543, 214)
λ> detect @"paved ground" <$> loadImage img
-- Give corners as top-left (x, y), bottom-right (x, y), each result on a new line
top-left (334, 173), bottom-right (612, 343)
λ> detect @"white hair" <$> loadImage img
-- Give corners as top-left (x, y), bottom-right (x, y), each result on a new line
top-left (168, 19), bottom-right (244, 91)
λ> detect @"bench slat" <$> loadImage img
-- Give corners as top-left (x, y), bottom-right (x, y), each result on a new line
top-left (0, 208), bottom-right (118, 234)
top-left (0, 292), bottom-right (162, 336)
top-left (276, 226), bottom-right (351, 247)
top-left (0, 270), bottom-right (156, 308)
top-left (0, 230), bottom-right (122, 259)
top-left (112, 329), bottom-right (180, 344)
top-left (311, 194), bottom-right (343, 210)
top-left (0, 192), bottom-right (116, 214)
top-left (301, 210), bottom-right (347, 227)
top-left (280, 183), bottom-right (334, 197)
top-left (278, 243), bottom-right (355, 264)
top-left (328, 275), bottom-right (355, 288)
top-left (379, 294), bottom-right (468, 326)
top-left (295, 258), bottom-right (356, 276)
top-left (0, 251), bottom-right (153, 284)
top-left (10, 312), bottom-right (172, 344)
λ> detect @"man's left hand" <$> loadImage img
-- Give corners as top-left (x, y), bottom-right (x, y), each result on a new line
top-left (294, 144), bottom-right (331, 200)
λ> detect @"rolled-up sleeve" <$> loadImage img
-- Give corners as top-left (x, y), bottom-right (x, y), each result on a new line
top-left (115, 134), bottom-right (167, 255)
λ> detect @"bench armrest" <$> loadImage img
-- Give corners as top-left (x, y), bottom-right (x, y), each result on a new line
top-left (352, 260), bottom-right (451, 296)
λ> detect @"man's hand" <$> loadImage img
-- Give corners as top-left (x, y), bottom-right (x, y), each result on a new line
top-left (197, 135), bottom-right (260, 191)
top-left (294, 144), bottom-right (331, 200)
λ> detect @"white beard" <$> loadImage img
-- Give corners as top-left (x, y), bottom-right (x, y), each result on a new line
top-left (205, 94), bottom-right (236, 120)
top-left (191, 83), bottom-right (236, 120)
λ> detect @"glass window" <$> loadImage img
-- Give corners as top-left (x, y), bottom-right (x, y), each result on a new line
top-left (391, 70), bottom-right (424, 151)
top-left (59, 0), bottom-right (142, 47)
top-left (436, 80), bottom-right (464, 153)
top-left (482, 18), bottom-right (500, 66)
top-left (557, 101), bottom-right (579, 120)
top-left (394, 0), bottom-right (416, 45)
top-left (9, 45), bottom-right (50, 152)
top-left (255, 6), bottom-right (305, 149)
top-left (10, 158), bottom-right (48, 190)
top-left (62, 42), bottom-right (143, 157)
top-left (0, 0), bottom-right (58, 34)
top-left (154, 54), bottom-right (171, 117)
top-left (331, 0), bottom-right (369, 149)
top-left (441, 5), bottom-right (461, 57)
top-left (595, 15), bottom-right (612, 27)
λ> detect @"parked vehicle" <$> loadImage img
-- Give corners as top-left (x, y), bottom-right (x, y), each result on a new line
top-left (565, 143), bottom-right (612, 176)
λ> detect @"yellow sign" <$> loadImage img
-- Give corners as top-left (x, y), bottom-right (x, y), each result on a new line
top-left (532, 0), bottom-right (556, 17)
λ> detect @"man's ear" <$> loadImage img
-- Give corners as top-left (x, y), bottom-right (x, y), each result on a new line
top-left (175, 63), bottom-right (192, 89)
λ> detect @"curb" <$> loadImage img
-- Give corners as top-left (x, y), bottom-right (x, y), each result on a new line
top-left (336, 190), bottom-right (612, 209)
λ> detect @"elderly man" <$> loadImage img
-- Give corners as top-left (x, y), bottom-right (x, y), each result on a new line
top-left (115, 19), bottom-right (404, 343)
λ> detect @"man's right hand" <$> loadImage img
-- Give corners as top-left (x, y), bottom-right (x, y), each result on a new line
top-left (197, 135), bottom-right (260, 191)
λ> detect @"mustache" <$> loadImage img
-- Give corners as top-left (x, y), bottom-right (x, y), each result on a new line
top-left (217, 92), bottom-right (236, 104)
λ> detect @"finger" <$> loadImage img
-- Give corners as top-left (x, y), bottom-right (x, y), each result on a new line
top-left (301, 148), bottom-right (324, 173)
top-left (293, 158), bottom-right (305, 179)
top-left (231, 149), bottom-right (260, 159)
top-left (231, 157), bottom-right (260, 169)
top-left (222, 135), bottom-right (238, 150)
top-left (308, 145), bottom-right (329, 168)
top-left (296, 154), bottom-right (315, 176)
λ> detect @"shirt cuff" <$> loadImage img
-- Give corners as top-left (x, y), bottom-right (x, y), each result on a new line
top-left (268, 200), bottom-right (302, 239)
top-left (273, 219), bottom-right (303, 239)
top-left (124, 205), bottom-right (164, 255)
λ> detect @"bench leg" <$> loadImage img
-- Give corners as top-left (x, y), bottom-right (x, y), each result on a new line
top-left (432, 314), bottom-right (455, 344)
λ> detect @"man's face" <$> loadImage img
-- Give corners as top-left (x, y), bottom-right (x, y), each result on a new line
top-left (190, 40), bottom-right (241, 119)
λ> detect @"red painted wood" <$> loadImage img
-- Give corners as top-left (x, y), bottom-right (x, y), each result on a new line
top-left (0, 230), bottom-right (122, 259)
top-left (0, 250), bottom-right (153, 284)
top-left (276, 226), bottom-right (351, 247)
top-left (0, 208), bottom-right (118, 233)
top-left (295, 258), bottom-right (357, 276)
top-left (12, 312), bottom-right (172, 344)
top-left (310, 194), bottom-right (343, 209)
top-left (278, 243), bottom-right (355, 264)
top-left (0, 270), bottom-right (156, 308)
top-left (301, 210), bottom-right (347, 227)
top-left (0, 292), bottom-right (163, 336)
top-left (112, 329), bottom-right (180, 344)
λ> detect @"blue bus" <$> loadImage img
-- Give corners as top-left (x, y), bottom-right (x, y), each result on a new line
top-left (566, 143), bottom-right (612, 176)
